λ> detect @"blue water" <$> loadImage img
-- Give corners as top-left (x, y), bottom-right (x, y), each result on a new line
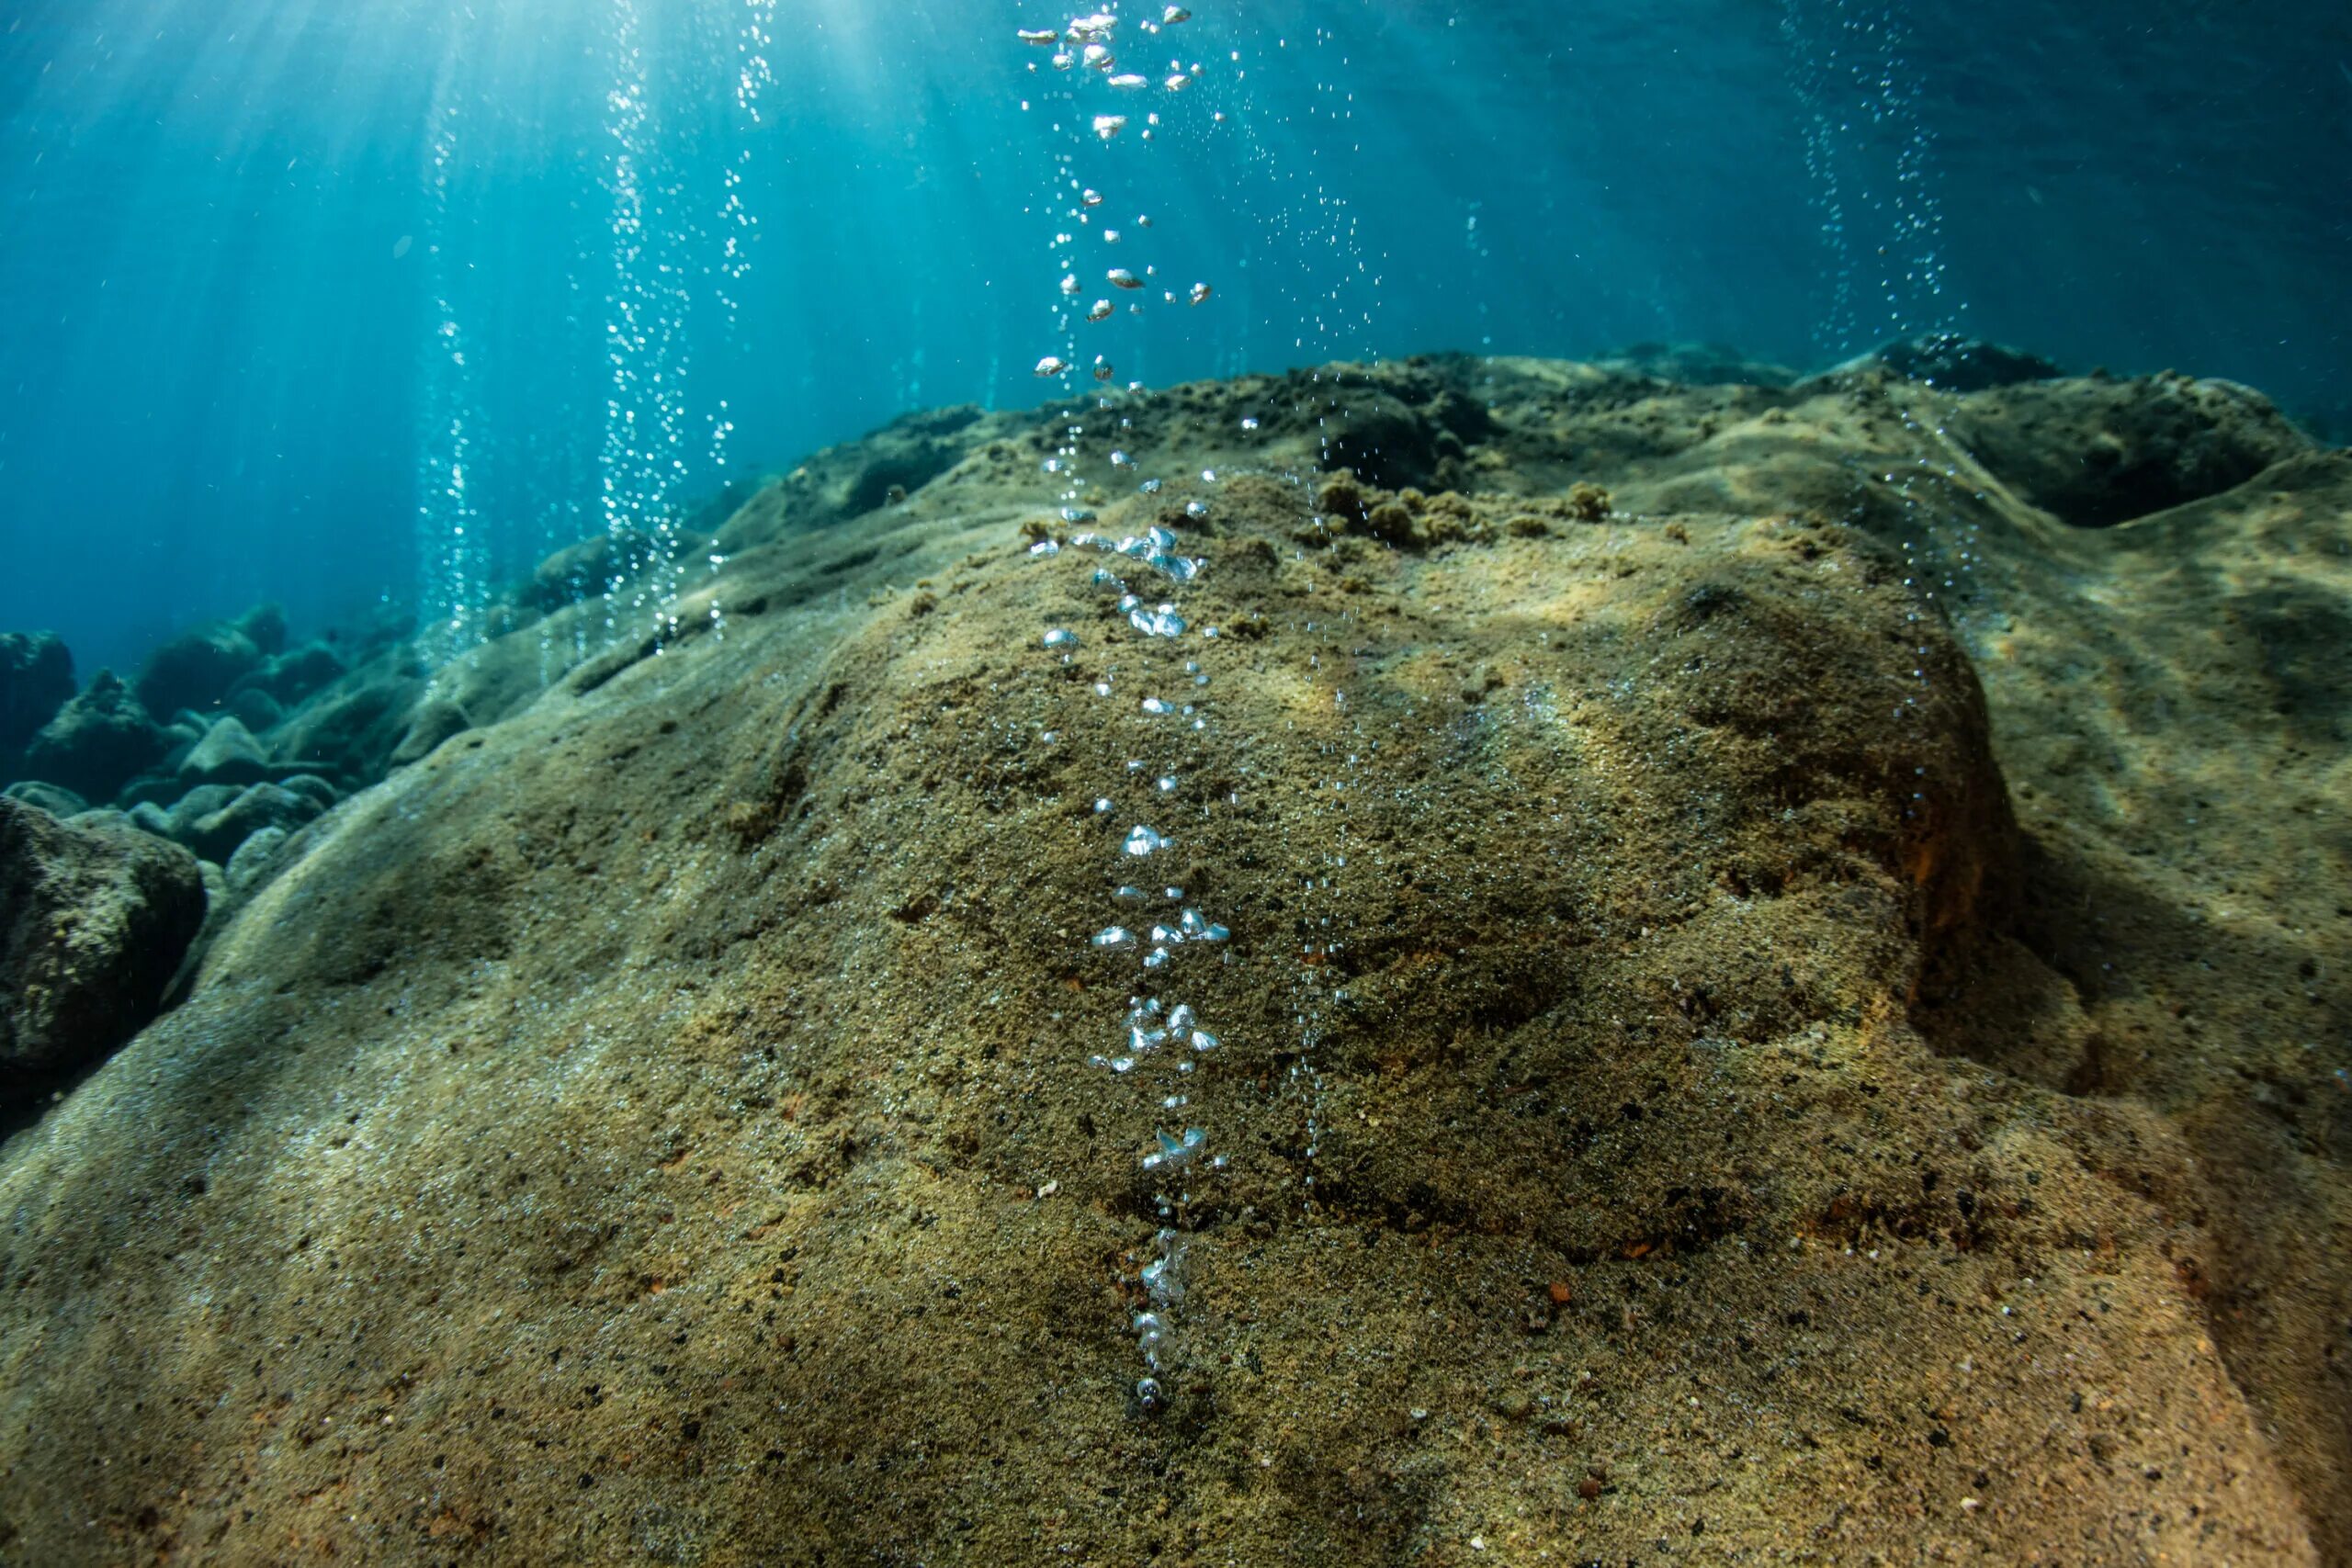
top-left (2, 0), bottom-right (2346, 676)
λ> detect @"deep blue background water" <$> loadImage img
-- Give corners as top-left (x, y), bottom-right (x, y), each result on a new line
top-left (2, 0), bottom-right (2346, 677)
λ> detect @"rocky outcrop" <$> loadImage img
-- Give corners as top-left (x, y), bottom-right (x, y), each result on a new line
top-left (0, 795), bottom-right (206, 1077)
top-left (0, 358), bottom-right (2344, 1564)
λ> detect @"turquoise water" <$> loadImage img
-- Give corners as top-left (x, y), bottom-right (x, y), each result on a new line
top-left (1, 0), bottom-right (2346, 673)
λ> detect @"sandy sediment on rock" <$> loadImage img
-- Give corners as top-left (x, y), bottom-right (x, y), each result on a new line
top-left (0, 355), bottom-right (2342, 1564)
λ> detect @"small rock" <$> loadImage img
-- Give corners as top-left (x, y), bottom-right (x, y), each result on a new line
top-left (2, 781), bottom-right (88, 818)
top-left (237, 642), bottom-right (346, 707)
top-left (224, 826), bottom-right (293, 894)
top-left (225, 687), bottom-right (286, 737)
top-left (178, 716), bottom-right (274, 787)
top-left (186, 782), bottom-right (323, 864)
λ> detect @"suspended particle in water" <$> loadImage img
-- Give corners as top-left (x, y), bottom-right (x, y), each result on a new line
top-left (1109, 268), bottom-right (1144, 290)
top-left (1035, 356), bottom-right (1070, 377)
top-left (1189, 282), bottom-right (1213, 306)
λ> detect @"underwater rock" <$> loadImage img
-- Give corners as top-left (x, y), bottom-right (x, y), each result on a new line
top-left (183, 781), bottom-right (323, 865)
top-left (270, 671), bottom-right (426, 784)
top-left (277, 773), bottom-right (340, 812)
top-left (1863, 332), bottom-right (2064, 391)
top-left (231, 640), bottom-right (347, 707)
top-left (133, 618), bottom-right (264, 718)
top-left (0, 630), bottom-right (75, 758)
top-left (176, 716), bottom-right (273, 787)
top-left (1599, 341), bottom-right (1798, 386)
top-left (235, 602), bottom-right (288, 660)
top-left (388, 696), bottom-right (471, 767)
top-left (222, 825), bottom-right (292, 895)
top-left (20, 671), bottom-right (170, 802)
top-left (223, 686), bottom-right (285, 736)
top-left (0, 360), bottom-right (2341, 1564)
top-left (0, 795), bottom-right (206, 1075)
top-left (1951, 371), bottom-right (2311, 527)
top-left (1, 780), bottom-right (87, 818)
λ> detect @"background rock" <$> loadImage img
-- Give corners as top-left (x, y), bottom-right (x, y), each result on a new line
top-left (21, 671), bottom-right (168, 802)
top-left (0, 795), bottom-right (206, 1075)
top-left (1, 780), bottom-right (87, 818)
top-left (133, 618), bottom-right (264, 718)
top-left (387, 696), bottom-right (471, 768)
top-left (176, 716), bottom-right (274, 787)
top-left (0, 630), bottom-right (74, 758)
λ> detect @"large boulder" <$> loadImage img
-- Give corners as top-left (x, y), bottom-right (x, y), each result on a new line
top-left (133, 619), bottom-right (264, 718)
top-left (0, 630), bottom-right (74, 758)
top-left (20, 671), bottom-right (169, 802)
top-left (0, 795), bottom-right (206, 1075)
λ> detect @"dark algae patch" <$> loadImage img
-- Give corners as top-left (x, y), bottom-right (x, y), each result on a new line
top-left (0, 356), bottom-right (2344, 1563)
